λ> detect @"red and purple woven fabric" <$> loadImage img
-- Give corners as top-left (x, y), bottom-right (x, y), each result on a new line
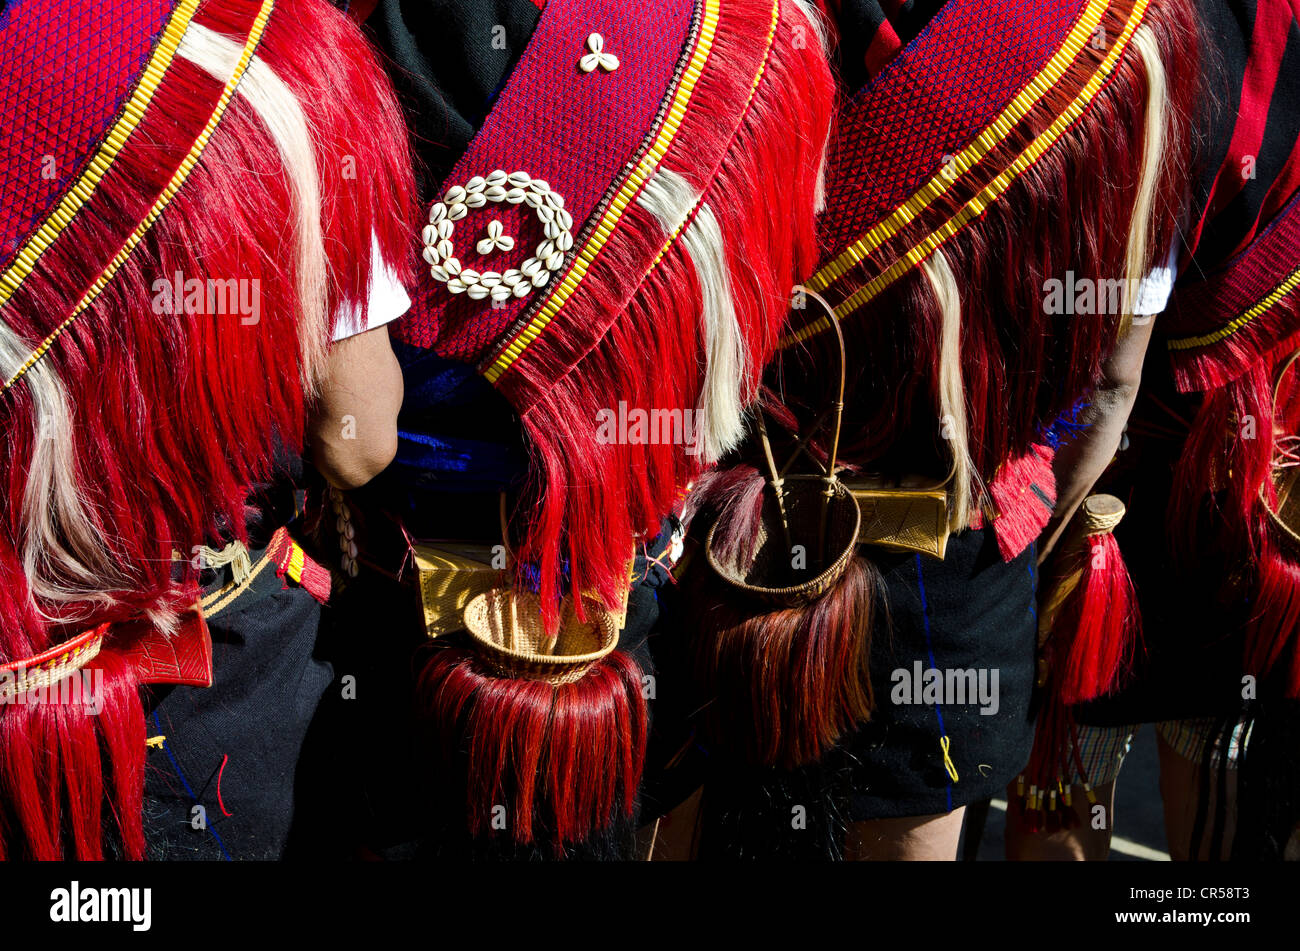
top-left (0, 0), bottom-right (176, 267)
top-left (391, 0), bottom-right (696, 366)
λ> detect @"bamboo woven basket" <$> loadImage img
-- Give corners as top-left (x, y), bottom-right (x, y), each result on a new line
top-left (462, 587), bottom-right (619, 685)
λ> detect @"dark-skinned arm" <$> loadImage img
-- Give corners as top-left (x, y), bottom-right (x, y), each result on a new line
top-left (1039, 314), bottom-right (1156, 563)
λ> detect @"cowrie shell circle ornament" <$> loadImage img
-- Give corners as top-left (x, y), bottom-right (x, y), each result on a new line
top-left (423, 170), bottom-right (573, 302)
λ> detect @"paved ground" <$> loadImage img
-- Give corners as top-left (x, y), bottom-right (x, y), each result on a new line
top-left (963, 727), bottom-right (1170, 860)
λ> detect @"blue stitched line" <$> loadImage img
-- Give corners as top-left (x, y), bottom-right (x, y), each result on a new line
top-left (1027, 540), bottom-right (1038, 623)
top-left (914, 553), bottom-right (952, 812)
top-left (151, 710), bottom-right (232, 861)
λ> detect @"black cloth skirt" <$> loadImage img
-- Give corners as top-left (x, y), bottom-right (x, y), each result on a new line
top-left (646, 526), bottom-right (1039, 855)
top-left (845, 527), bottom-right (1038, 818)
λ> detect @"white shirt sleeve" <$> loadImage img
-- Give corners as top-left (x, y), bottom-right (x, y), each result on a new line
top-left (330, 233), bottom-right (411, 342)
top-left (1132, 242), bottom-right (1180, 317)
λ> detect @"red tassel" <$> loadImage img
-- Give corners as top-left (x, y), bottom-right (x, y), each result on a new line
top-left (685, 478), bottom-right (876, 769)
top-left (419, 648), bottom-right (647, 852)
top-left (0, 650), bottom-right (145, 860)
top-left (1050, 497), bottom-right (1142, 705)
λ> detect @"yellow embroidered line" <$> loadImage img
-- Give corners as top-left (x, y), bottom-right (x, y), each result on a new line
top-left (807, 0), bottom-right (1111, 294)
top-left (940, 735), bottom-right (960, 782)
top-left (202, 549), bottom-right (273, 617)
top-left (1167, 263), bottom-right (1300, 351)
top-left (644, 0), bottom-right (781, 271)
top-left (483, 0), bottom-right (723, 384)
top-left (0, 0), bottom-right (203, 307)
top-left (784, 0), bottom-right (1148, 347)
top-left (2, 0), bottom-right (275, 395)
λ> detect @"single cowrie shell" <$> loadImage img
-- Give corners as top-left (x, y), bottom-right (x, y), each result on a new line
top-left (459, 268), bottom-right (480, 285)
top-left (523, 191), bottom-right (544, 208)
top-left (421, 224), bottom-right (439, 245)
top-left (490, 284), bottom-right (512, 302)
top-left (347, 559), bottom-right (359, 578)
top-left (506, 187), bottom-right (528, 204)
top-left (512, 281), bottom-right (531, 298)
top-left (421, 244), bottom-right (441, 265)
top-left (348, 541), bottom-right (358, 559)
top-left (545, 191), bottom-right (564, 210)
top-left (336, 515), bottom-right (347, 534)
top-left (430, 264), bottom-right (450, 282)
top-left (448, 203), bottom-right (468, 221)
top-left (436, 239), bottom-right (454, 259)
top-left (557, 209), bottom-right (574, 230)
top-left (438, 219), bottom-right (454, 239)
top-left (467, 283), bottom-right (490, 300)
top-left (429, 202), bottom-right (447, 223)
top-left (344, 522), bottom-right (355, 540)
top-left (501, 269), bottom-right (522, 286)
top-left (545, 251), bottom-right (565, 271)
top-left (339, 535), bottom-right (350, 553)
top-left (530, 179), bottom-right (551, 195)
top-left (443, 185), bottom-right (466, 204)
top-left (508, 171), bottom-right (532, 187)
top-left (537, 205), bottom-right (556, 222)
top-left (530, 270), bottom-right (550, 288)
top-left (486, 169), bottom-right (508, 186)
top-left (447, 277), bottom-right (467, 293)
top-left (485, 184), bottom-right (508, 202)
top-left (444, 257), bottom-right (461, 274)
top-left (537, 239), bottom-right (556, 260)
top-left (556, 231), bottom-right (574, 251)
top-left (465, 192), bottom-right (487, 208)
top-left (544, 220), bottom-right (563, 240)
top-left (480, 272), bottom-right (502, 288)
top-left (520, 257), bottom-right (542, 276)
top-left (465, 175), bottom-right (486, 193)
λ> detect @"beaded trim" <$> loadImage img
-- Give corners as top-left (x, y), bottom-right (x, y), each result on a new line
top-left (1166, 262), bottom-right (1300, 351)
top-left (782, 0), bottom-right (1149, 347)
top-left (803, 0), bottom-right (1111, 298)
top-left (0, 623), bottom-right (108, 704)
top-left (0, 0), bottom-right (204, 308)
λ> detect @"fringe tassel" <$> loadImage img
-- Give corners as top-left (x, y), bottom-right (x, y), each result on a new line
top-left (419, 647), bottom-right (647, 853)
top-left (503, 0), bottom-right (835, 632)
top-left (0, 649), bottom-right (145, 860)
top-left (1053, 496), bottom-right (1142, 705)
top-left (685, 471), bottom-right (876, 769)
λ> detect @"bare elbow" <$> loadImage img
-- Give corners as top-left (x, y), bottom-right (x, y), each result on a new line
top-left (313, 425), bottom-right (399, 490)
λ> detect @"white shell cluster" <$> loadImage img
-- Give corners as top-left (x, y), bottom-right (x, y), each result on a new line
top-left (579, 33), bottom-right (619, 73)
top-left (421, 170), bottom-right (574, 303)
top-left (330, 487), bottom-right (359, 579)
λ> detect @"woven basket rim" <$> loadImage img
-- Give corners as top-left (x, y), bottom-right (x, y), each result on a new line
top-left (705, 479), bottom-right (861, 600)
top-left (462, 587), bottom-right (618, 668)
